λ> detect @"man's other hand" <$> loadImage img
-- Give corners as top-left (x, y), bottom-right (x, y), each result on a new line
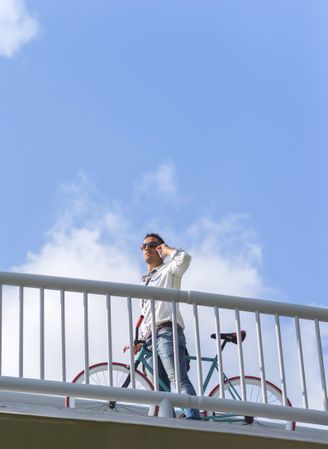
top-left (123, 343), bottom-right (144, 354)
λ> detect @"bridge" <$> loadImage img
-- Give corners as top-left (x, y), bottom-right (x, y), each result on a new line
top-left (0, 271), bottom-right (327, 448)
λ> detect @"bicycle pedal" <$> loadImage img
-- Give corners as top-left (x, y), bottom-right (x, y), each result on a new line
top-left (243, 416), bottom-right (254, 425)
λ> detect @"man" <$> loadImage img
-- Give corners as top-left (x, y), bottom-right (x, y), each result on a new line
top-left (139, 232), bottom-right (200, 420)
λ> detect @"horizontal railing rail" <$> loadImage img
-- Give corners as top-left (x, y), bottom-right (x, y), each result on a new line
top-left (0, 271), bottom-right (327, 429)
top-left (0, 375), bottom-right (327, 426)
top-left (1, 271), bottom-right (327, 321)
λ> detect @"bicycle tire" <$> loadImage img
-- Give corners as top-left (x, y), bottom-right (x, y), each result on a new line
top-left (65, 362), bottom-right (158, 417)
top-left (205, 375), bottom-right (296, 431)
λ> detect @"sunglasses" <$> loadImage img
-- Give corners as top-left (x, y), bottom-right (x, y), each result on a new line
top-left (140, 241), bottom-right (160, 251)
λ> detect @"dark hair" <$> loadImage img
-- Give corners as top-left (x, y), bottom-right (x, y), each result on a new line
top-left (144, 233), bottom-right (165, 244)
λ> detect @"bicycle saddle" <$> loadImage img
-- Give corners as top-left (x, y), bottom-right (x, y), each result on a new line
top-left (211, 331), bottom-right (246, 344)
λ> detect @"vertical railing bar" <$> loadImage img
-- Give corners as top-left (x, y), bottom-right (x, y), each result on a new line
top-left (235, 309), bottom-right (246, 400)
top-left (60, 290), bottom-right (66, 382)
top-left (255, 311), bottom-right (267, 404)
top-left (193, 303), bottom-right (203, 395)
top-left (106, 294), bottom-right (113, 386)
top-left (150, 299), bottom-right (159, 391)
top-left (40, 288), bottom-right (45, 380)
top-left (0, 284), bottom-right (2, 376)
top-left (83, 292), bottom-right (89, 385)
top-left (314, 319), bottom-right (328, 411)
top-left (127, 296), bottom-right (136, 389)
top-left (274, 314), bottom-right (287, 406)
top-left (214, 306), bottom-right (224, 398)
top-left (19, 285), bottom-right (24, 378)
top-left (171, 301), bottom-right (181, 393)
top-left (295, 316), bottom-right (309, 408)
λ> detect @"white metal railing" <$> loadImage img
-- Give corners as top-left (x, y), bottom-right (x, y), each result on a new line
top-left (0, 271), bottom-right (327, 429)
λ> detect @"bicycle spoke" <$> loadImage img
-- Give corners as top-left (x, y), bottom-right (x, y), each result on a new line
top-left (66, 362), bottom-right (156, 417)
top-left (205, 376), bottom-right (295, 431)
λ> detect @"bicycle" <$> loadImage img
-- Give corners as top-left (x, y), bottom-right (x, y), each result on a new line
top-left (66, 324), bottom-right (295, 431)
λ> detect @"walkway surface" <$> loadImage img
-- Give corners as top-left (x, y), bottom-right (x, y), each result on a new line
top-left (0, 392), bottom-right (327, 449)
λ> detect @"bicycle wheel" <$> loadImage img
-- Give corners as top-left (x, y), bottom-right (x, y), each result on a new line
top-left (206, 376), bottom-right (296, 431)
top-left (66, 362), bottom-right (158, 417)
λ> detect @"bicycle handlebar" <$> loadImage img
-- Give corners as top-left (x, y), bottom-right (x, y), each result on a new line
top-left (135, 315), bottom-right (144, 329)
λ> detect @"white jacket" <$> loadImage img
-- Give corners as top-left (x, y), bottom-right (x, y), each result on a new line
top-left (140, 249), bottom-right (191, 338)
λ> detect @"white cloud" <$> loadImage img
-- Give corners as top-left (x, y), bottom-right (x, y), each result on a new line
top-left (2, 168), bottom-right (327, 419)
top-left (6, 171), bottom-right (272, 382)
top-left (135, 161), bottom-right (178, 198)
top-left (0, 0), bottom-right (39, 58)
top-left (184, 215), bottom-right (266, 297)
top-left (16, 174), bottom-right (140, 284)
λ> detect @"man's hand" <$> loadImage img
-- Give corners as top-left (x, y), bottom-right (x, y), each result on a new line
top-left (156, 243), bottom-right (176, 259)
top-left (134, 342), bottom-right (144, 353)
top-left (123, 342), bottom-right (144, 354)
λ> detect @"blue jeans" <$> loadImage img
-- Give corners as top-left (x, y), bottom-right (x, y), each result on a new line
top-left (144, 326), bottom-right (200, 419)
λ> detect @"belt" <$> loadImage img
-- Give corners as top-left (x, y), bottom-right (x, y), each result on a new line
top-left (156, 321), bottom-right (172, 331)
top-left (156, 321), bottom-right (181, 331)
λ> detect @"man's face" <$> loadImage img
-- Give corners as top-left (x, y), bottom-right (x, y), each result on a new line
top-left (141, 237), bottom-right (163, 266)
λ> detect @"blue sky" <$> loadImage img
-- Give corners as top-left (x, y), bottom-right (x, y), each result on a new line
top-left (0, 0), bottom-right (327, 306)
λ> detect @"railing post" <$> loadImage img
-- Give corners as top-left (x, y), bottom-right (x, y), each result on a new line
top-left (275, 314), bottom-right (288, 406)
top-left (150, 299), bottom-right (159, 391)
top-left (193, 303), bottom-right (203, 395)
top-left (235, 309), bottom-right (246, 401)
top-left (0, 284), bottom-right (2, 376)
top-left (106, 294), bottom-right (113, 387)
top-left (158, 398), bottom-right (174, 418)
top-left (40, 288), bottom-right (45, 380)
top-left (295, 316), bottom-right (308, 409)
top-left (19, 285), bottom-right (24, 378)
top-left (127, 296), bottom-right (136, 389)
top-left (83, 291), bottom-right (89, 384)
top-left (255, 311), bottom-right (267, 404)
top-left (314, 319), bottom-right (328, 411)
top-left (60, 290), bottom-right (67, 382)
top-left (171, 301), bottom-right (181, 393)
top-left (214, 306), bottom-right (224, 398)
